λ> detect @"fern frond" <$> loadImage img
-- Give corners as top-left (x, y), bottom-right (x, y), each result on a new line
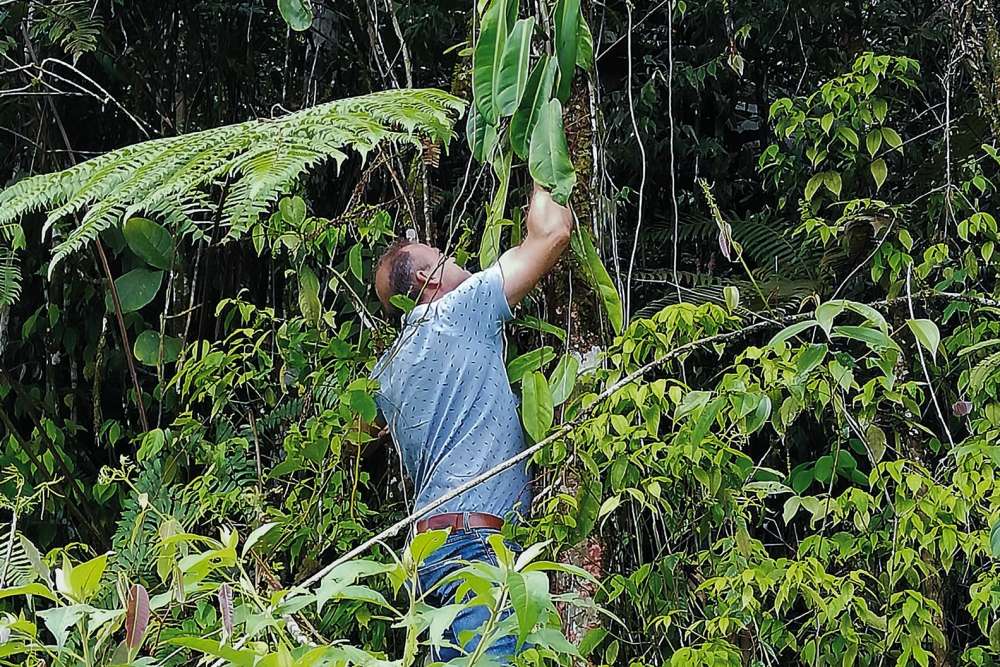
top-left (0, 244), bottom-right (21, 308)
top-left (0, 88), bottom-right (466, 294)
top-left (30, 0), bottom-right (102, 59)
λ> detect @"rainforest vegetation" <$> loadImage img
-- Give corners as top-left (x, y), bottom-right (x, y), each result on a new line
top-left (2, 0), bottom-right (1000, 665)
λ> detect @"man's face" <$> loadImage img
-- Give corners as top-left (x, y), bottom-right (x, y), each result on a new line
top-left (407, 243), bottom-right (473, 300)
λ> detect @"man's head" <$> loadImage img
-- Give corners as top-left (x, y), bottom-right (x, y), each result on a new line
top-left (374, 240), bottom-right (473, 318)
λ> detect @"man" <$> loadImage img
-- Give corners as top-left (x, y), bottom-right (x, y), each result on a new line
top-left (370, 185), bottom-right (572, 663)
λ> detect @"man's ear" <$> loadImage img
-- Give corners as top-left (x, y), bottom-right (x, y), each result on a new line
top-left (415, 267), bottom-right (440, 291)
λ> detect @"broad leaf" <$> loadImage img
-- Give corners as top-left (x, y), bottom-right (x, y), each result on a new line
top-left (124, 217), bottom-right (173, 269)
top-left (472, 0), bottom-right (510, 122)
top-left (553, 0), bottom-right (581, 102)
top-left (466, 107), bottom-right (498, 163)
top-left (407, 529), bottom-right (450, 568)
top-left (511, 57), bottom-right (558, 159)
top-left (278, 0), bottom-right (313, 31)
top-left (767, 320), bottom-right (818, 348)
top-left (866, 424), bottom-right (887, 463)
top-left (570, 226), bottom-right (623, 333)
top-left (529, 99), bottom-right (577, 205)
top-left (796, 344), bottom-right (828, 377)
top-left (279, 196), bottom-right (306, 225)
top-left (871, 158), bottom-right (887, 189)
top-left (125, 584), bottom-right (150, 650)
top-left (495, 18), bottom-right (535, 116)
top-left (522, 371), bottom-right (554, 443)
top-left (907, 318), bottom-right (940, 359)
top-left (112, 268), bottom-right (163, 313)
top-left (548, 353), bottom-right (579, 406)
top-left (507, 346), bottom-right (556, 384)
top-left (0, 583), bottom-right (58, 602)
top-left (508, 570), bottom-right (549, 647)
top-left (832, 325), bottom-right (899, 351)
top-left (133, 329), bottom-right (182, 366)
top-left (66, 553), bottom-right (108, 603)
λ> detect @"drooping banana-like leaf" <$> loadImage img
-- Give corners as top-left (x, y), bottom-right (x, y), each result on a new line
top-left (571, 226), bottom-right (624, 334)
top-left (553, 0), bottom-right (581, 102)
top-left (0, 88), bottom-right (464, 304)
top-left (472, 0), bottom-right (513, 123)
top-left (495, 18), bottom-right (536, 117)
top-left (528, 99), bottom-right (577, 205)
top-left (511, 56), bottom-right (558, 160)
top-left (467, 106), bottom-right (499, 163)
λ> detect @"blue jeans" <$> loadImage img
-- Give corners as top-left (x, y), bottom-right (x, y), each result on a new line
top-left (416, 526), bottom-right (522, 664)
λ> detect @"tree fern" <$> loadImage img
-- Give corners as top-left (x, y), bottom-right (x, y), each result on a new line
top-left (0, 88), bottom-right (465, 303)
top-left (30, 0), bottom-right (102, 60)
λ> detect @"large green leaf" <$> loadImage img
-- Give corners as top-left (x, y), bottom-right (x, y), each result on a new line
top-left (495, 18), bottom-right (535, 117)
top-left (112, 268), bottom-right (163, 313)
top-left (511, 57), bottom-right (558, 160)
top-left (508, 570), bottom-right (549, 647)
top-left (907, 318), bottom-right (940, 359)
top-left (570, 227), bottom-right (623, 333)
top-left (466, 107), bottom-right (498, 163)
top-left (507, 346), bottom-right (556, 384)
top-left (133, 329), bottom-right (182, 366)
top-left (57, 553), bottom-right (108, 604)
top-left (553, 0), bottom-right (581, 102)
top-left (548, 353), bottom-right (579, 406)
top-left (528, 99), bottom-right (577, 205)
top-left (521, 371), bottom-right (553, 443)
top-left (472, 0), bottom-right (511, 122)
top-left (278, 0), bottom-right (313, 31)
top-left (123, 217), bottom-right (173, 269)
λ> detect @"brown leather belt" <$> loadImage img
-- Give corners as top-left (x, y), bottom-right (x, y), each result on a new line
top-left (416, 512), bottom-right (504, 534)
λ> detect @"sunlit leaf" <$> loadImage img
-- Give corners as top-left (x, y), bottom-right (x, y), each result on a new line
top-left (907, 318), bottom-right (940, 360)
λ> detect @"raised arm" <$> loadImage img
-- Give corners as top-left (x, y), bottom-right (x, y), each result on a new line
top-left (497, 185), bottom-right (573, 308)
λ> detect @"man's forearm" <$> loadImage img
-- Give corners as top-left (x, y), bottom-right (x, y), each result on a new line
top-left (497, 185), bottom-right (573, 307)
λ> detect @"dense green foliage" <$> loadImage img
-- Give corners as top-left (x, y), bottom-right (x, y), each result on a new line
top-left (2, 0), bottom-right (1000, 665)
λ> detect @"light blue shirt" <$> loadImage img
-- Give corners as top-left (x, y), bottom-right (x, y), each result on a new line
top-left (371, 263), bottom-right (532, 520)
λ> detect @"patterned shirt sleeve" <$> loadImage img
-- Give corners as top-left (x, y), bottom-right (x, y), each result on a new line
top-left (445, 262), bottom-right (514, 332)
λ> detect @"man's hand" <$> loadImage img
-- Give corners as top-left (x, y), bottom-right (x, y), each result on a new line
top-left (497, 185), bottom-right (573, 307)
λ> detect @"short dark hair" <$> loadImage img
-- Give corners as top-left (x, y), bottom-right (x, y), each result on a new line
top-left (376, 239), bottom-right (419, 318)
